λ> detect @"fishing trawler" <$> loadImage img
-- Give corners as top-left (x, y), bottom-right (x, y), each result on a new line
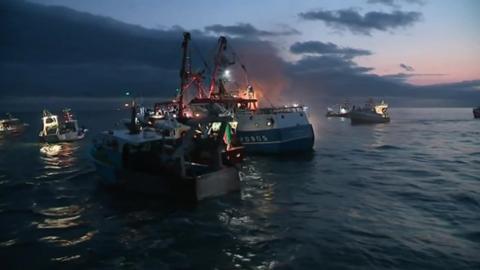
top-left (234, 98), bottom-right (313, 154)
top-left (39, 109), bottom-right (87, 142)
top-left (326, 102), bottom-right (351, 117)
top-left (0, 113), bottom-right (28, 137)
top-left (178, 33), bottom-right (314, 154)
top-left (91, 100), bottom-right (240, 201)
top-left (350, 99), bottom-right (390, 124)
top-left (474, 107), bottom-right (480, 119)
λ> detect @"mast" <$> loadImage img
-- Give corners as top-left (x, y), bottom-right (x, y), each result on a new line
top-left (179, 32), bottom-right (191, 116)
top-left (129, 98), bottom-right (140, 134)
top-left (209, 36), bottom-right (227, 97)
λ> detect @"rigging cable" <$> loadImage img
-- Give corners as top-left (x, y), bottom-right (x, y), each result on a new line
top-left (191, 40), bottom-right (212, 75)
top-left (230, 44), bottom-right (275, 107)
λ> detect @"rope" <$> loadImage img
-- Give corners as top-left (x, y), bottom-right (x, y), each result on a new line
top-left (229, 44), bottom-right (250, 85)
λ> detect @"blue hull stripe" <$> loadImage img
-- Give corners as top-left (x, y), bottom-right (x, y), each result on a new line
top-left (237, 124), bottom-right (314, 153)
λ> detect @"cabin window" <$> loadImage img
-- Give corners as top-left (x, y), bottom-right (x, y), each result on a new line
top-left (211, 122), bottom-right (222, 132)
top-left (300, 113), bottom-right (304, 117)
top-left (281, 115), bottom-right (284, 119)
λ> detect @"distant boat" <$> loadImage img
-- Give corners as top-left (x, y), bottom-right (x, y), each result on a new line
top-left (39, 109), bottom-right (87, 142)
top-left (0, 113), bottom-right (28, 137)
top-left (326, 102), bottom-right (351, 117)
top-left (350, 99), bottom-right (390, 124)
top-left (474, 107), bottom-right (480, 119)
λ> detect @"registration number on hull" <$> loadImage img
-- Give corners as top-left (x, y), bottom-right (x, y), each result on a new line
top-left (239, 135), bottom-right (269, 143)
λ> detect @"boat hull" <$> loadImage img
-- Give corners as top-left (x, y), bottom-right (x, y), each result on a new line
top-left (40, 132), bottom-right (86, 143)
top-left (0, 124), bottom-right (27, 137)
top-left (350, 111), bottom-right (390, 124)
top-left (326, 112), bottom-right (350, 118)
top-left (92, 157), bottom-right (240, 201)
top-left (474, 108), bottom-right (480, 119)
top-left (237, 124), bottom-right (314, 154)
top-left (0, 127), bottom-right (26, 137)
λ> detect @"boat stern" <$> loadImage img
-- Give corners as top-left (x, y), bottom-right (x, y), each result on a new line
top-left (195, 166), bottom-right (240, 200)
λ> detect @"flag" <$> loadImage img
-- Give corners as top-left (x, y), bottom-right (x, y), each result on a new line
top-left (223, 123), bottom-right (232, 149)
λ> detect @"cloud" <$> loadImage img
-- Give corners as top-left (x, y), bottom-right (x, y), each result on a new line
top-left (0, 0), bottom-right (478, 107)
top-left (289, 55), bottom-right (374, 75)
top-left (367, 0), bottom-right (425, 7)
top-left (204, 23), bottom-right (300, 38)
top-left (0, 1), bottom-right (272, 98)
top-left (299, 9), bottom-right (422, 35)
top-left (399, 63), bottom-right (415, 72)
top-left (381, 72), bottom-right (446, 82)
top-left (290, 41), bottom-right (372, 59)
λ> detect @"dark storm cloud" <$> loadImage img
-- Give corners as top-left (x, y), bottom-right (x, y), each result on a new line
top-left (367, 0), bottom-right (425, 7)
top-left (299, 9), bottom-right (422, 35)
top-left (400, 63), bottom-right (415, 72)
top-left (0, 1), bottom-right (193, 69)
top-left (290, 41), bottom-right (372, 59)
top-left (204, 23), bottom-right (300, 38)
top-left (0, 0), bottom-right (478, 106)
top-left (0, 1), bottom-right (275, 97)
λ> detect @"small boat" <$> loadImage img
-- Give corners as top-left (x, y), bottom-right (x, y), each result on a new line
top-left (350, 100), bottom-right (390, 124)
top-left (474, 107), bottom-right (480, 119)
top-left (39, 109), bottom-right (87, 143)
top-left (326, 102), bottom-right (351, 117)
top-left (91, 101), bottom-right (240, 201)
top-left (0, 113), bottom-right (28, 137)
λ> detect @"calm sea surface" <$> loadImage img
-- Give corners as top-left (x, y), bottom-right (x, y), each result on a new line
top-left (1, 108), bottom-right (479, 269)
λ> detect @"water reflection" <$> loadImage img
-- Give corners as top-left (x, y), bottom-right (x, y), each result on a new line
top-left (36, 215), bottom-right (82, 229)
top-left (50, 254), bottom-right (81, 262)
top-left (38, 143), bottom-right (79, 177)
top-left (216, 160), bottom-right (282, 269)
top-left (0, 239), bottom-right (17, 247)
top-left (40, 231), bottom-right (96, 247)
top-left (34, 204), bottom-right (85, 229)
top-left (370, 123), bottom-right (388, 148)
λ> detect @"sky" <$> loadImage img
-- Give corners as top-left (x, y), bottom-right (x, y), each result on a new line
top-left (27, 0), bottom-right (480, 85)
top-left (1, 0), bottom-right (479, 106)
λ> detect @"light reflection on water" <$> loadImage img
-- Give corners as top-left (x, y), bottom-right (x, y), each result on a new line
top-left (37, 143), bottom-right (80, 179)
top-left (40, 231), bottom-right (97, 247)
top-left (50, 254), bottom-right (81, 262)
top-left (33, 204), bottom-right (85, 229)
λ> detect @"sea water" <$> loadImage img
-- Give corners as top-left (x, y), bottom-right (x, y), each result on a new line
top-left (0, 108), bottom-right (479, 269)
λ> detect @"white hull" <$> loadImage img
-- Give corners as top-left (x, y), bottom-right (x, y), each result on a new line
top-left (0, 125), bottom-right (26, 136)
top-left (40, 131), bottom-right (86, 143)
